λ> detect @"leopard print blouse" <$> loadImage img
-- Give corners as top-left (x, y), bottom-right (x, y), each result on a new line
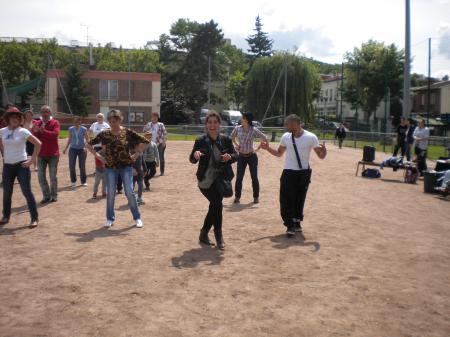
top-left (90, 128), bottom-right (149, 168)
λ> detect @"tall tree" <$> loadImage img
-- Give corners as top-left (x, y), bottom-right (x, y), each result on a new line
top-left (343, 40), bottom-right (404, 123)
top-left (246, 15), bottom-right (273, 58)
top-left (246, 53), bottom-right (321, 123)
top-left (64, 54), bottom-right (90, 116)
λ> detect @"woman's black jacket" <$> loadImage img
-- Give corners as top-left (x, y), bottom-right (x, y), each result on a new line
top-left (189, 134), bottom-right (238, 182)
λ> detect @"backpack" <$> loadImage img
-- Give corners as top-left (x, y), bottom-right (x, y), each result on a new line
top-left (404, 166), bottom-right (419, 184)
top-left (362, 168), bottom-right (381, 179)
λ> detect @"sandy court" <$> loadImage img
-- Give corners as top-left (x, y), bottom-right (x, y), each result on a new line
top-left (0, 139), bottom-right (449, 337)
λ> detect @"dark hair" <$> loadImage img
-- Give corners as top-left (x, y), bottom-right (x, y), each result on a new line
top-left (285, 114), bottom-right (301, 125)
top-left (4, 111), bottom-right (23, 124)
top-left (107, 109), bottom-right (123, 122)
top-left (204, 110), bottom-right (221, 124)
top-left (242, 112), bottom-right (254, 127)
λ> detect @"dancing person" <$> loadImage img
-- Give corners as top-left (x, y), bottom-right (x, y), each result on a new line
top-left (132, 151), bottom-right (146, 205)
top-left (231, 112), bottom-right (267, 204)
top-left (0, 107), bottom-right (41, 227)
top-left (89, 113), bottom-right (110, 151)
top-left (261, 114), bottom-right (327, 238)
top-left (32, 105), bottom-right (60, 203)
top-left (92, 153), bottom-right (106, 199)
top-left (142, 132), bottom-right (159, 191)
top-left (143, 112), bottom-right (167, 176)
top-left (335, 123), bottom-right (346, 149)
top-left (87, 110), bottom-right (149, 228)
top-left (63, 116), bottom-right (89, 188)
top-left (393, 117), bottom-right (407, 158)
top-left (189, 111), bottom-right (237, 250)
top-left (413, 119), bottom-right (430, 176)
top-left (23, 109), bottom-right (38, 170)
top-left (405, 118), bottom-right (416, 161)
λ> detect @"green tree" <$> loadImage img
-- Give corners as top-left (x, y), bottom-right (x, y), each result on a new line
top-left (226, 70), bottom-right (246, 110)
top-left (343, 40), bottom-right (404, 123)
top-left (169, 18), bottom-right (200, 51)
top-left (246, 53), bottom-right (321, 123)
top-left (64, 54), bottom-right (90, 116)
top-left (246, 15), bottom-right (273, 58)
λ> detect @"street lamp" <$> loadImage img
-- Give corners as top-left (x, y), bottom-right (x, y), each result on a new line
top-left (80, 23), bottom-right (90, 47)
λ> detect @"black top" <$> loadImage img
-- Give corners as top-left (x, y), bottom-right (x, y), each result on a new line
top-left (189, 134), bottom-right (237, 182)
top-left (396, 125), bottom-right (408, 144)
top-left (335, 127), bottom-right (346, 139)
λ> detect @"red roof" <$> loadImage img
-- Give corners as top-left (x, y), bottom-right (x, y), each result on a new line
top-left (46, 70), bottom-right (160, 82)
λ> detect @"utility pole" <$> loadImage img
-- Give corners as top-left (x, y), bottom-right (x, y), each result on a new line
top-left (80, 24), bottom-right (89, 47)
top-left (128, 56), bottom-right (131, 128)
top-left (207, 55), bottom-right (211, 107)
top-left (427, 37), bottom-right (431, 127)
top-left (339, 62), bottom-right (344, 122)
top-left (403, 0), bottom-right (411, 118)
top-left (355, 58), bottom-right (360, 132)
top-left (283, 53), bottom-right (288, 119)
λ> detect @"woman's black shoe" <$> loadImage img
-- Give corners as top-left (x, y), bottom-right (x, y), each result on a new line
top-left (0, 217), bottom-right (9, 225)
top-left (199, 230), bottom-right (215, 246)
top-left (40, 198), bottom-right (51, 204)
top-left (214, 231), bottom-right (225, 250)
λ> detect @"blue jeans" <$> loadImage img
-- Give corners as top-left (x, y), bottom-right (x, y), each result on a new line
top-left (68, 148), bottom-right (87, 184)
top-left (105, 166), bottom-right (140, 221)
top-left (133, 175), bottom-right (144, 199)
top-left (158, 143), bottom-right (166, 175)
top-left (37, 156), bottom-right (59, 199)
top-left (2, 163), bottom-right (38, 221)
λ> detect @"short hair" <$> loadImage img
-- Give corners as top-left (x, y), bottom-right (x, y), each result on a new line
top-left (107, 109), bottom-right (123, 122)
top-left (96, 113), bottom-right (104, 119)
top-left (72, 115), bottom-right (81, 122)
top-left (242, 112), bottom-right (254, 127)
top-left (3, 109), bottom-right (23, 124)
top-left (285, 114), bottom-right (301, 125)
top-left (41, 105), bottom-right (52, 113)
top-left (205, 110), bottom-right (221, 124)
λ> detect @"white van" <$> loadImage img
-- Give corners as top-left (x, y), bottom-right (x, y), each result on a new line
top-left (220, 110), bottom-right (242, 127)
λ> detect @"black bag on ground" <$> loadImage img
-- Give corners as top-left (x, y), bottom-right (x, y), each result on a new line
top-left (362, 168), bottom-right (381, 179)
top-left (363, 146), bottom-right (375, 162)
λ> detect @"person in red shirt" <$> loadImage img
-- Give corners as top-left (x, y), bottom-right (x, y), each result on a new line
top-left (32, 105), bottom-right (60, 204)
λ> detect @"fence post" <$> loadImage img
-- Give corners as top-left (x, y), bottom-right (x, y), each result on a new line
top-left (354, 131), bottom-right (357, 149)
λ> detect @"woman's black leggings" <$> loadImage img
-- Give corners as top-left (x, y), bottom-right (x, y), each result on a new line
top-left (199, 182), bottom-right (224, 236)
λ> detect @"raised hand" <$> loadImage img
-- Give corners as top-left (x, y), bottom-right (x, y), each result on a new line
top-left (194, 151), bottom-right (204, 161)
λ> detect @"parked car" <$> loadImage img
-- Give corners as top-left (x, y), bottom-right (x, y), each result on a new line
top-left (220, 110), bottom-right (242, 127)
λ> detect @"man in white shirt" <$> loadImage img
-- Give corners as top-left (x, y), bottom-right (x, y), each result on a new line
top-left (261, 114), bottom-right (326, 237)
top-left (143, 112), bottom-right (167, 175)
top-left (89, 113), bottom-right (110, 150)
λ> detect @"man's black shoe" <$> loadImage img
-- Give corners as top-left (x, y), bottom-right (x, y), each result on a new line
top-left (295, 222), bottom-right (303, 232)
top-left (40, 198), bottom-right (51, 204)
top-left (286, 226), bottom-right (295, 237)
top-left (50, 197), bottom-right (57, 202)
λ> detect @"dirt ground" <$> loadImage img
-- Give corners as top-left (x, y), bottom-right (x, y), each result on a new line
top-left (0, 139), bottom-right (449, 337)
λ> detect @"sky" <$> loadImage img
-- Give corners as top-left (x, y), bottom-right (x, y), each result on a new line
top-left (1, 0), bottom-right (449, 77)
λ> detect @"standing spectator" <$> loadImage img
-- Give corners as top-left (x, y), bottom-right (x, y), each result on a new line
top-left (23, 109), bottom-right (38, 171)
top-left (0, 107), bottom-right (41, 227)
top-left (143, 112), bottom-right (167, 176)
top-left (132, 151), bottom-right (146, 205)
top-left (92, 154), bottom-right (106, 199)
top-left (89, 113), bottom-right (110, 151)
top-left (393, 117), bottom-right (408, 158)
top-left (413, 119), bottom-right (430, 176)
top-left (189, 111), bottom-right (237, 250)
top-left (405, 118), bottom-right (416, 161)
top-left (261, 114), bottom-right (327, 238)
top-left (335, 123), bottom-right (346, 149)
top-left (87, 110), bottom-right (149, 228)
top-left (63, 116), bottom-right (89, 188)
top-left (32, 105), bottom-right (60, 204)
top-left (142, 132), bottom-right (159, 191)
top-left (231, 112), bottom-right (267, 204)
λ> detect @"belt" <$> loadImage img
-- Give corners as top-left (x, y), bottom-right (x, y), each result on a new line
top-left (239, 152), bottom-right (255, 158)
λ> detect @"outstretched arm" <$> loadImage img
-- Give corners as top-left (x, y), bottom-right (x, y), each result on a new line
top-left (314, 142), bottom-right (327, 159)
top-left (261, 141), bottom-right (286, 157)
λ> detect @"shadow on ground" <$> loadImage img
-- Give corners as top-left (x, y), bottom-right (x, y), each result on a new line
top-left (171, 247), bottom-right (224, 268)
top-left (250, 234), bottom-right (320, 252)
top-left (65, 225), bottom-right (135, 243)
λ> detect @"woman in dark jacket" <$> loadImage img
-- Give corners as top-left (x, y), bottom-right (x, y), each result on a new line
top-left (189, 111), bottom-right (237, 250)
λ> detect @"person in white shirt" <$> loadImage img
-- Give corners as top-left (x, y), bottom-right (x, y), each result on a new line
top-left (0, 107), bottom-right (41, 228)
top-left (413, 119), bottom-right (430, 175)
top-left (143, 112), bottom-right (167, 176)
top-left (261, 114), bottom-right (326, 238)
top-left (89, 113), bottom-right (110, 151)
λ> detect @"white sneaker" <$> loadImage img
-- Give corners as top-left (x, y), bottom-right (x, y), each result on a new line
top-left (81, 183), bottom-right (88, 187)
top-left (70, 182), bottom-right (76, 188)
top-left (104, 220), bottom-right (114, 228)
top-left (136, 219), bottom-right (143, 228)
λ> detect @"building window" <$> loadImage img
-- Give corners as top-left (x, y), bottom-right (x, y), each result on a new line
top-left (329, 89), bottom-right (333, 101)
top-left (129, 111), bottom-right (145, 123)
top-left (100, 80), bottom-right (118, 100)
top-left (430, 93), bottom-right (436, 105)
